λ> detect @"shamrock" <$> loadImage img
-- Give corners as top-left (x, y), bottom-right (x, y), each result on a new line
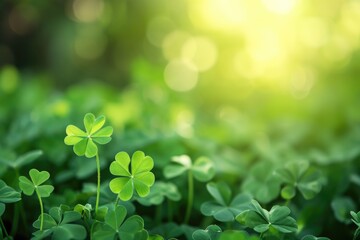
top-left (192, 225), bottom-right (222, 240)
top-left (241, 161), bottom-right (281, 204)
top-left (136, 181), bottom-right (181, 206)
top-left (0, 180), bottom-right (21, 217)
top-left (92, 205), bottom-right (147, 240)
top-left (32, 206), bottom-right (87, 240)
top-left (219, 230), bottom-right (260, 240)
top-left (201, 182), bottom-right (252, 222)
top-left (236, 200), bottom-right (297, 234)
top-left (164, 155), bottom-right (215, 224)
top-left (274, 161), bottom-right (325, 200)
top-left (64, 113), bottom-right (113, 158)
top-left (19, 169), bottom-right (54, 231)
top-left (109, 151), bottom-right (155, 201)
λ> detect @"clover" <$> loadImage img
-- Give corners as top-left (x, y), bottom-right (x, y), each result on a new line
top-left (92, 205), bottom-right (148, 240)
top-left (274, 161), bottom-right (325, 200)
top-left (164, 155), bottom-right (215, 224)
top-left (64, 113), bottom-right (113, 158)
top-left (136, 181), bottom-right (181, 206)
top-left (32, 206), bottom-right (87, 240)
top-left (19, 169), bottom-right (54, 231)
top-left (64, 113), bottom-right (113, 215)
top-left (192, 225), bottom-right (222, 240)
top-left (301, 236), bottom-right (331, 240)
top-left (109, 151), bottom-right (155, 201)
top-left (201, 182), bottom-right (252, 222)
top-left (236, 200), bottom-right (297, 237)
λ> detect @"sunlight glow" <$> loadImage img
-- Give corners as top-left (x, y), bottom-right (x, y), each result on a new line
top-left (261, 0), bottom-right (297, 15)
top-left (164, 60), bottom-right (198, 92)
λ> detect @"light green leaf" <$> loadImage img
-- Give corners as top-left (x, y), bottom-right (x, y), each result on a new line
top-left (37, 185), bottom-right (54, 198)
top-left (85, 139), bottom-right (98, 158)
top-left (105, 205), bottom-right (127, 230)
top-left (65, 125), bottom-right (87, 138)
top-left (84, 113), bottom-right (96, 134)
top-left (192, 157), bottom-right (215, 182)
top-left (29, 169), bottom-right (50, 186)
top-left (19, 176), bottom-right (35, 196)
top-left (90, 115), bottom-right (105, 135)
top-left (172, 155), bottom-right (192, 168)
top-left (73, 138), bottom-right (88, 156)
top-left (111, 152), bottom-right (131, 176)
top-left (163, 165), bottom-right (187, 179)
top-left (92, 126), bottom-right (113, 138)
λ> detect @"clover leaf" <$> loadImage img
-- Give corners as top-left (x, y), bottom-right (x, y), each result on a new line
top-left (241, 161), bottom-right (281, 204)
top-left (274, 161), bottom-right (325, 200)
top-left (64, 113), bottom-right (113, 158)
top-left (19, 169), bottom-right (54, 198)
top-left (331, 196), bottom-right (355, 224)
top-left (92, 205), bottom-right (147, 240)
top-left (136, 181), bottom-right (181, 206)
top-left (219, 230), bottom-right (260, 240)
top-left (192, 225), bottom-right (222, 240)
top-left (351, 211), bottom-right (360, 240)
top-left (164, 155), bottom-right (215, 182)
top-left (201, 182), bottom-right (252, 222)
top-left (109, 151), bottom-right (155, 201)
top-left (0, 180), bottom-right (21, 217)
top-left (236, 200), bottom-right (297, 234)
top-left (32, 206), bottom-right (87, 240)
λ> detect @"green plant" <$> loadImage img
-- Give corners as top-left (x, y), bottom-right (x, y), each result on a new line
top-left (192, 225), bottom-right (222, 240)
top-left (64, 113), bottom-right (113, 214)
top-left (109, 151), bottom-right (155, 201)
top-left (201, 182), bottom-right (252, 222)
top-left (274, 161), bottom-right (324, 200)
top-left (0, 180), bottom-right (21, 238)
top-left (236, 200), bottom-right (297, 238)
top-left (301, 236), bottom-right (331, 240)
top-left (164, 155), bottom-right (215, 224)
top-left (91, 205), bottom-right (147, 240)
top-left (19, 169), bottom-right (54, 231)
top-left (32, 205), bottom-right (87, 240)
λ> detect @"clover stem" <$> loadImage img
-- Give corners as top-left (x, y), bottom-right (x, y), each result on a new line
top-left (184, 171), bottom-right (194, 224)
top-left (259, 232), bottom-right (264, 239)
top-left (0, 217), bottom-right (9, 237)
top-left (95, 153), bottom-right (101, 215)
top-left (35, 189), bottom-right (44, 231)
top-left (114, 196), bottom-right (120, 207)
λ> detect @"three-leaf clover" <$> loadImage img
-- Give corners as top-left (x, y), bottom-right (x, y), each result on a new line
top-left (136, 181), bottom-right (181, 206)
top-left (92, 205), bottom-right (147, 240)
top-left (274, 161), bottom-right (324, 200)
top-left (192, 225), bottom-right (222, 240)
top-left (109, 151), bottom-right (155, 201)
top-left (64, 113), bottom-right (113, 158)
top-left (351, 211), bottom-right (360, 240)
top-left (19, 169), bottom-right (54, 231)
top-left (241, 161), bottom-right (281, 204)
top-left (163, 155), bottom-right (215, 224)
top-left (201, 182), bottom-right (252, 222)
top-left (236, 200), bottom-right (297, 234)
top-left (163, 155), bottom-right (215, 182)
top-left (19, 169), bottom-right (54, 197)
top-left (0, 180), bottom-right (21, 217)
top-left (32, 206), bottom-right (87, 240)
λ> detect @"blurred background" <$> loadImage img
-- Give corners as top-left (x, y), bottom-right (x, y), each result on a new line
top-left (1, 0), bottom-right (360, 238)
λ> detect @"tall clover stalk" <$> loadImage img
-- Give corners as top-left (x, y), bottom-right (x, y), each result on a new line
top-left (64, 113), bottom-right (113, 214)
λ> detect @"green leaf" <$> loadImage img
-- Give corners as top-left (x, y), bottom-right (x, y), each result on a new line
top-left (163, 165), bottom-right (187, 179)
top-left (236, 200), bottom-right (297, 234)
top-left (192, 157), bottom-right (215, 182)
top-left (19, 176), bottom-right (35, 196)
top-left (109, 151), bottom-right (155, 201)
top-left (331, 196), bottom-right (356, 224)
top-left (136, 182), bottom-right (181, 206)
top-left (201, 182), bottom-right (252, 222)
top-left (65, 113), bottom-right (112, 158)
top-left (192, 225), bottom-right (222, 240)
top-left (0, 180), bottom-right (21, 203)
top-left (219, 230), bottom-right (260, 240)
top-left (29, 169), bottom-right (50, 186)
top-left (37, 185), bottom-right (54, 198)
top-left (105, 205), bottom-right (127, 230)
top-left (301, 235), bottom-right (331, 240)
top-left (281, 185), bottom-right (296, 200)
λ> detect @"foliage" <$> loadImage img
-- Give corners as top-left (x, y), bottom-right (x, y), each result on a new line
top-left (236, 200), bottom-right (297, 234)
top-left (192, 225), bottom-right (222, 240)
top-left (201, 182), bottom-right (252, 222)
top-left (0, 180), bottom-right (21, 216)
top-left (109, 151), bottom-right (155, 201)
